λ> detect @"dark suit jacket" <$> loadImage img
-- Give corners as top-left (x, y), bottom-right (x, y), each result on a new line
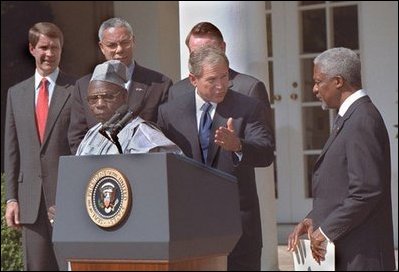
top-left (157, 89), bottom-right (275, 254)
top-left (4, 72), bottom-right (76, 223)
top-left (168, 68), bottom-right (273, 128)
top-left (68, 62), bottom-right (172, 153)
top-left (310, 96), bottom-right (395, 270)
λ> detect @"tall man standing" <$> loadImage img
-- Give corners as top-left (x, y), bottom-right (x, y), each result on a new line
top-left (4, 22), bottom-right (76, 270)
top-left (158, 46), bottom-right (275, 271)
top-left (68, 17), bottom-right (172, 153)
top-left (287, 47), bottom-right (395, 271)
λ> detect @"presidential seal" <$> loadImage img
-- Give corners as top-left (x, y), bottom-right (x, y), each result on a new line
top-left (86, 167), bottom-right (131, 228)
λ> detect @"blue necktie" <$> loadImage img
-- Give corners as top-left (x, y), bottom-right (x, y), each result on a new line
top-left (199, 102), bottom-right (212, 162)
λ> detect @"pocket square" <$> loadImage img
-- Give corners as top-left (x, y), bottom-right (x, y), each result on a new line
top-left (135, 87), bottom-right (144, 92)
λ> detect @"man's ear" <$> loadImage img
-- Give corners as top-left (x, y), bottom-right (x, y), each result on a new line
top-left (335, 76), bottom-right (344, 88)
top-left (189, 73), bottom-right (197, 87)
top-left (29, 43), bottom-right (34, 56)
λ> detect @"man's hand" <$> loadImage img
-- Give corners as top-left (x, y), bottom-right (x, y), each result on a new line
top-left (214, 118), bottom-right (242, 152)
top-left (47, 205), bottom-right (56, 226)
top-left (5, 201), bottom-right (21, 230)
top-left (310, 228), bottom-right (327, 264)
top-left (287, 218), bottom-right (313, 252)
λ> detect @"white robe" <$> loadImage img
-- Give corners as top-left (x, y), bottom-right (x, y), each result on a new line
top-left (76, 117), bottom-right (182, 155)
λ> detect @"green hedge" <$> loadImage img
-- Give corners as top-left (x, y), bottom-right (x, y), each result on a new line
top-left (1, 174), bottom-right (23, 271)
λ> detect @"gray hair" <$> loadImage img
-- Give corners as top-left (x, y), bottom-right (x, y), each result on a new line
top-left (98, 17), bottom-right (134, 41)
top-left (314, 47), bottom-right (362, 87)
top-left (188, 46), bottom-right (229, 77)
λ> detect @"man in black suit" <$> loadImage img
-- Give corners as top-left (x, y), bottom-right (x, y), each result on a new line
top-left (287, 47), bottom-right (395, 271)
top-left (68, 17), bottom-right (172, 153)
top-left (168, 22), bottom-right (272, 125)
top-left (158, 46), bottom-right (275, 271)
top-left (4, 22), bottom-right (76, 271)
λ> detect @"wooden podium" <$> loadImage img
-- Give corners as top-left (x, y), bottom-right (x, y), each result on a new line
top-left (52, 153), bottom-right (242, 271)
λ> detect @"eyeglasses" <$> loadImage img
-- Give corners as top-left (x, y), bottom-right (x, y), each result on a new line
top-left (101, 37), bottom-right (133, 50)
top-left (87, 91), bottom-right (122, 105)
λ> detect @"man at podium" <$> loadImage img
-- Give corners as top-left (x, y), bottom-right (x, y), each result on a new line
top-left (75, 60), bottom-right (181, 155)
top-left (48, 59), bottom-right (182, 229)
top-left (158, 46), bottom-right (275, 271)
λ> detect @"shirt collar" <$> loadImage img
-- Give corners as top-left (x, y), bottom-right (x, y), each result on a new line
top-left (338, 89), bottom-right (367, 117)
top-left (34, 68), bottom-right (59, 90)
top-left (195, 89), bottom-right (217, 113)
top-left (127, 62), bottom-right (135, 80)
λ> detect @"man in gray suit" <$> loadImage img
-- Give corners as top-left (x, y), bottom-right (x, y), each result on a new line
top-left (287, 48), bottom-right (395, 271)
top-left (4, 22), bottom-right (76, 270)
top-left (68, 17), bottom-right (172, 154)
top-left (158, 46), bottom-right (275, 271)
top-left (168, 22), bottom-right (272, 125)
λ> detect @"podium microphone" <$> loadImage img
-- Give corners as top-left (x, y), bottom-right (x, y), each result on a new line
top-left (111, 103), bottom-right (144, 138)
top-left (99, 104), bottom-right (129, 135)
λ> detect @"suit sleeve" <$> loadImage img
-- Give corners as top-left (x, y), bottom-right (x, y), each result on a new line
top-left (248, 81), bottom-right (273, 131)
top-left (68, 80), bottom-right (89, 154)
top-left (4, 89), bottom-right (20, 201)
top-left (240, 101), bottom-right (275, 167)
top-left (320, 114), bottom-right (388, 241)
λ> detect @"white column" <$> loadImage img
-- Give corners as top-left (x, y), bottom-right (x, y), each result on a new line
top-left (179, 2), bottom-right (278, 270)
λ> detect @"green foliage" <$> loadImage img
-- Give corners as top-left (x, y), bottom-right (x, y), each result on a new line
top-left (1, 174), bottom-right (23, 271)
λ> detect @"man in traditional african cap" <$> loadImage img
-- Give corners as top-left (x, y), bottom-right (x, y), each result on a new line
top-left (76, 60), bottom-right (181, 155)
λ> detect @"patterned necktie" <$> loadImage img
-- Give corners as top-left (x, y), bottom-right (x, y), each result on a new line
top-left (199, 102), bottom-right (212, 162)
top-left (333, 114), bottom-right (342, 133)
top-left (36, 78), bottom-right (49, 144)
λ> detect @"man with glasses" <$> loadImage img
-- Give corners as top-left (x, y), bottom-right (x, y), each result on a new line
top-left (76, 60), bottom-right (180, 155)
top-left (68, 17), bottom-right (172, 154)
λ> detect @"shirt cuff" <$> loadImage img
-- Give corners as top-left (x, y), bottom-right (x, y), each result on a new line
top-left (6, 199), bottom-right (18, 204)
top-left (319, 227), bottom-right (331, 242)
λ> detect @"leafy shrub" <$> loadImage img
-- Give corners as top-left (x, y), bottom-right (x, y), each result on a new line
top-left (1, 174), bottom-right (23, 271)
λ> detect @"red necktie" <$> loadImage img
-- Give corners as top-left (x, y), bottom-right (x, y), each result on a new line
top-left (36, 78), bottom-right (49, 143)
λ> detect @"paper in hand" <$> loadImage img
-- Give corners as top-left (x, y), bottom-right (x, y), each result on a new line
top-left (292, 239), bottom-right (335, 271)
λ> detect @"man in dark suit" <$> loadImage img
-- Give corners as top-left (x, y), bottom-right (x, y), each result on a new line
top-left (168, 22), bottom-right (272, 125)
top-left (68, 17), bottom-right (172, 153)
top-left (158, 46), bottom-right (275, 271)
top-left (287, 47), bottom-right (395, 271)
top-left (4, 22), bottom-right (76, 271)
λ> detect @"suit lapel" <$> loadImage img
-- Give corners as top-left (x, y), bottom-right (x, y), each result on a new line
top-left (207, 106), bottom-right (228, 166)
top-left (207, 91), bottom-right (233, 166)
top-left (23, 77), bottom-right (41, 145)
top-left (180, 92), bottom-right (203, 162)
top-left (42, 73), bottom-right (71, 147)
top-left (127, 63), bottom-right (152, 107)
top-left (127, 81), bottom-right (148, 106)
top-left (314, 95), bottom-right (371, 168)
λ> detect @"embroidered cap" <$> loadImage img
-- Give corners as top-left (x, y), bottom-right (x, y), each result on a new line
top-left (90, 60), bottom-right (128, 89)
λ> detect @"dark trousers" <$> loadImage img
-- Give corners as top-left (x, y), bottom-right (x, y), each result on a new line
top-left (22, 193), bottom-right (59, 271)
top-left (227, 247), bottom-right (262, 271)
